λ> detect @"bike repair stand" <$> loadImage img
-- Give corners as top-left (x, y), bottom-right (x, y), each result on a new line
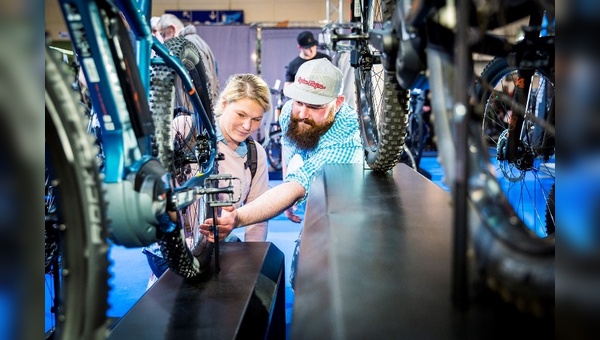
top-left (451, 0), bottom-right (471, 312)
top-left (212, 205), bottom-right (221, 273)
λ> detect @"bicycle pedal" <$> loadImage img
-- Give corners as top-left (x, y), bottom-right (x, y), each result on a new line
top-left (204, 175), bottom-right (242, 207)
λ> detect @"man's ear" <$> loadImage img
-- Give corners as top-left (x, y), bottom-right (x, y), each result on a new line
top-left (335, 95), bottom-right (345, 107)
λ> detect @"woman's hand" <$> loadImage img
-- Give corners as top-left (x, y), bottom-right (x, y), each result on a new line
top-left (199, 205), bottom-right (238, 242)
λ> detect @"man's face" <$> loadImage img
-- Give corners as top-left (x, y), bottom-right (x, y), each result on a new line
top-left (300, 45), bottom-right (317, 59)
top-left (160, 25), bottom-right (176, 40)
top-left (285, 99), bottom-right (337, 150)
top-left (152, 28), bottom-right (164, 43)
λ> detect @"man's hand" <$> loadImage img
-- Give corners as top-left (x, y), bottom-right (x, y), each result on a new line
top-left (284, 205), bottom-right (302, 223)
top-left (167, 210), bottom-right (178, 222)
top-left (199, 205), bottom-right (238, 243)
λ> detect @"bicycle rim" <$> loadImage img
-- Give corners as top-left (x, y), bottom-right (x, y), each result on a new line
top-left (355, 0), bottom-right (409, 172)
top-left (45, 47), bottom-right (110, 339)
top-left (479, 57), bottom-right (555, 237)
top-left (266, 131), bottom-right (283, 171)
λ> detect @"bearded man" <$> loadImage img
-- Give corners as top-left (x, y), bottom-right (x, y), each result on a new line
top-left (200, 58), bottom-right (363, 288)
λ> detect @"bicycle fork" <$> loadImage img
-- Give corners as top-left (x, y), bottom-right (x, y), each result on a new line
top-left (503, 67), bottom-right (535, 170)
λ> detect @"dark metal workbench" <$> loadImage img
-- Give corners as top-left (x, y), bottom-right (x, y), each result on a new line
top-left (291, 163), bottom-right (552, 339)
top-left (108, 242), bottom-right (285, 339)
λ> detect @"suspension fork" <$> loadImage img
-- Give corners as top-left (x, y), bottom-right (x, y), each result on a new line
top-left (506, 66), bottom-right (534, 163)
top-left (540, 96), bottom-right (555, 160)
top-left (506, 11), bottom-right (544, 164)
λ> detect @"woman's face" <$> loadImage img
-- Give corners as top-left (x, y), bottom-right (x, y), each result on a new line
top-left (219, 98), bottom-right (264, 145)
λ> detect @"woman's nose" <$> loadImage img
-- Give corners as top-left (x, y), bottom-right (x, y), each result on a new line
top-left (241, 118), bottom-right (252, 130)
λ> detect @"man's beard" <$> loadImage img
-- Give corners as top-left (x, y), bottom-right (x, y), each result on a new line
top-left (285, 107), bottom-right (335, 151)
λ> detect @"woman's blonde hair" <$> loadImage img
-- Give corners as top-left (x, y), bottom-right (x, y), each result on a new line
top-left (214, 74), bottom-right (271, 116)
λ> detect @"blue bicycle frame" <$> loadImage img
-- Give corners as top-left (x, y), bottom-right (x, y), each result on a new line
top-left (58, 0), bottom-right (218, 245)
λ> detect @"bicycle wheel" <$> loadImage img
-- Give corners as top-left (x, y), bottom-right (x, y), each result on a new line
top-left (150, 36), bottom-right (215, 278)
top-left (406, 87), bottom-right (429, 168)
top-left (478, 57), bottom-right (555, 237)
top-left (354, 0), bottom-right (409, 172)
top-left (400, 101), bottom-right (425, 170)
top-left (265, 129), bottom-right (283, 171)
top-left (46, 47), bottom-right (110, 339)
top-left (45, 166), bottom-right (59, 275)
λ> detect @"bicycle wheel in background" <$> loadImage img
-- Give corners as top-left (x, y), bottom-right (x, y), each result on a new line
top-left (46, 47), bottom-right (110, 339)
top-left (354, 0), bottom-right (408, 172)
top-left (405, 85), bottom-right (430, 169)
top-left (400, 89), bottom-right (427, 170)
top-left (150, 36), bottom-right (215, 277)
top-left (478, 57), bottom-right (555, 237)
top-left (265, 129), bottom-right (283, 172)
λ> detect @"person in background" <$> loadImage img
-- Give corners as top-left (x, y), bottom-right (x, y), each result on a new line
top-left (150, 16), bottom-right (163, 43)
top-left (157, 13), bottom-right (219, 105)
top-left (143, 73), bottom-right (272, 287)
top-left (284, 30), bottom-right (332, 88)
top-left (200, 59), bottom-right (363, 289)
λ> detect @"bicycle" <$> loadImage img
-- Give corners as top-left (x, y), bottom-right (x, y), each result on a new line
top-left (324, 5), bottom-right (429, 173)
top-left (382, 0), bottom-right (555, 317)
top-left (476, 11), bottom-right (555, 238)
top-left (477, 53), bottom-right (555, 237)
top-left (324, 0), bottom-right (408, 172)
top-left (45, 0), bottom-right (240, 338)
top-left (329, 0), bottom-right (556, 318)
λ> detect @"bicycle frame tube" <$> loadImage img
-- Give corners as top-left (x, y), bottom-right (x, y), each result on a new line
top-left (116, 0), bottom-right (152, 89)
top-left (116, 0), bottom-right (218, 164)
top-left (59, 0), bottom-right (142, 183)
top-left (120, 0), bottom-right (218, 183)
top-left (151, 42), bottom-right (218, 187)
top-left (58, 0), bottom-right (217, 186)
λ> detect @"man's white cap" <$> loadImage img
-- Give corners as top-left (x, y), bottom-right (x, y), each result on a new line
top-left (284, 58), bottom-right (343, 105)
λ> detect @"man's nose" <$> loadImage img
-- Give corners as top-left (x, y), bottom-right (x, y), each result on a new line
top-left (297, 106), bottom-right (310, 120)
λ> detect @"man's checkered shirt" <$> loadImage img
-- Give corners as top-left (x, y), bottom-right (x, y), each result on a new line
top-left (279, 100), bottom-right (363, 204)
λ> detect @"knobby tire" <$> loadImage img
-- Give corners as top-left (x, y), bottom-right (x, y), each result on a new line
top-left (149, 36), bottom-right (215, 279)
top-left (355, 0), bottom-right (408, 172)
top-left (45, 47), bottom-right (110, 339)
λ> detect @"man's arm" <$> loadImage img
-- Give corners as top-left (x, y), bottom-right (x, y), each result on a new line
top-left (280, 146), bottom-right (302, 222)
top-left (237, 180), bottom-right (305, 226)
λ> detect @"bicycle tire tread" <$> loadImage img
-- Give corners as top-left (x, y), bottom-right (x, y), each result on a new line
top-left (46, 47), bottom-right (111, 339)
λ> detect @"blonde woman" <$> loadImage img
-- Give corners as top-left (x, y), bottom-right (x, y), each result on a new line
top-left (143, 73), bottom-right (272, 286)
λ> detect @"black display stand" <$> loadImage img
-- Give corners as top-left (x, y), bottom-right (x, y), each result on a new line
top-left (291, 163), bottom-right (552, 339)
top-left (108, 242), bottom-right (285, 339)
